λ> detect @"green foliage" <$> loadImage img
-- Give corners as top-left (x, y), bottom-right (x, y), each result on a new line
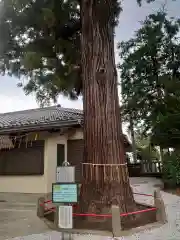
top-left (119, 11), bottom-right (180, 148)
top-left (0, 0), bottom-right (159, 105)
top-left (151, 89), bottom-right (180, 148)
top-left (137, 0), bottom-right (156, 5)
top-left (0, 0), bottom-right (81, 105)
top-left (133, 130), bottom-right (160, 161)
top-left (163, 151), bottom-right (180, 187)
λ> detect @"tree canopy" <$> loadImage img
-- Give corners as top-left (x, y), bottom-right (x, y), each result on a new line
top-left (119, 11), bottom-right (180, 148)
top-left (0, 0), bottom-right (82, 105)
top-left (0, 0), bottom-right (155, 106)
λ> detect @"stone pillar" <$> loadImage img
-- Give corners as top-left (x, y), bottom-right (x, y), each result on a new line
top-left (54, 206), bottom-right (59, 229)
top-left (37, 197), bottom-right (45, 218)
top-left (154, 189), bottom-right (167, 224)
top-left (111, 205), bottom-right (122, 237)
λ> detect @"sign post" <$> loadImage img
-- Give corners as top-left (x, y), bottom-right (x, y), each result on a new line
top-left (53, 163), bottom-right (77, 239)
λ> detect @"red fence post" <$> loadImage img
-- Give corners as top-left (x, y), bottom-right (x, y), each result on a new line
top-left (154, 189), bottom-right (167, 224)
top-left (111, 205), bottom-right (122, 237)
top-left (37, 197), bottom-right (45, 218)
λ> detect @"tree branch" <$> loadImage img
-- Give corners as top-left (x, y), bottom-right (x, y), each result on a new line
top-left (55, 19), bottom-right (81, 40)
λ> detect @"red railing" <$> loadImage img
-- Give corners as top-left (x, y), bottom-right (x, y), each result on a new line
top-left (40, 191), bottom-right (156, 217)
top-left (133, 192), bottom-right (153, 197)
top-left (72, 207), bottom-right (156, 217)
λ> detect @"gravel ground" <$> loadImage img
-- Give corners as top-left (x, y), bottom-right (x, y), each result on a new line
top-left (9, 178), bottom-right (180, 240)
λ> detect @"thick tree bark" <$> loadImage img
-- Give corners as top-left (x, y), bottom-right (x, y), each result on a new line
top-left (79, 0), bottom-right (136, 216)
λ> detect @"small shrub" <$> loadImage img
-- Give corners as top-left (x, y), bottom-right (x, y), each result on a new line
top-left (162, 151), bottom-right (180, 188)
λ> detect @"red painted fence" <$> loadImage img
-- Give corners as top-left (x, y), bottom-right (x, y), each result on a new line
top-left (40, 191), bottom-right (156, 218)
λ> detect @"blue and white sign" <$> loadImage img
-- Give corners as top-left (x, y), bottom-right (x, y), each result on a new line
top-left (52, 183), bottom-right (78, 203)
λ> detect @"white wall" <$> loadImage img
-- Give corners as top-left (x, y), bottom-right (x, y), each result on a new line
top-left (0, 129), bottom-right (83, 194)
top-left (45, 133), bottom-right (67, 193)
top-left (0, 175), bottom-right (46, 194)
top-left (45, 129), bottom-right (83, 193)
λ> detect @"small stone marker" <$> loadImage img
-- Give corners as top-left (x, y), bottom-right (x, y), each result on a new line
top-left (37, 197), bottom-right (45, 218)
top-left (54, 206), bottom-right (59, 228)
top-left (154, 189), bottom-right (167, 224)
top-left (111, 205), bottom-right (122, 237)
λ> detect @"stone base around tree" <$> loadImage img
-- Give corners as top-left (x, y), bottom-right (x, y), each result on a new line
top-left (72, 202), bottom-right (157, 234)
top-left (37, 189), bottom-right (167, 237)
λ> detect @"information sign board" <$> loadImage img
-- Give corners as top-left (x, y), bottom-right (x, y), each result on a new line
top-left (52, 183), bottom-right (78, 204)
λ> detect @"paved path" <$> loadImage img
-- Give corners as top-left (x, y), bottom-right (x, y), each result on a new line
top-left (7, 178), bottom-right (180, 239)
top-left (0, 202), bottom-right (49, 240)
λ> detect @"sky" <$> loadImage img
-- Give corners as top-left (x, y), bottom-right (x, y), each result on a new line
top-left (0, 0), bottom-right (179, 117)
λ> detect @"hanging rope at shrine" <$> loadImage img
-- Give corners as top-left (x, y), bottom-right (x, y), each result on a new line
top-left (82, 163), bottom-right (127, 166)
top-left (0, 132), bottom-right (39, 150)
top-left (82, 162), bottom-right (128, 183)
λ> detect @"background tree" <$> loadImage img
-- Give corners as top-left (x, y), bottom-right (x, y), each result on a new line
top-left (135, 131), bottom-right (160, 161)
top-left (151, 88), bottom-right (180, 149)
top-left (119, 11), bottom-right (180, 149)
top-left (126, 122), bottom-right (160, 162)
top-left (0, 0), bottom-right (159, 218)
top-left (129, 114), bottom-right (138, 163)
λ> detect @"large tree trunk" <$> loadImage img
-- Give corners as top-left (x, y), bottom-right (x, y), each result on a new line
top-left (80, 0), bottom-right (136, 215)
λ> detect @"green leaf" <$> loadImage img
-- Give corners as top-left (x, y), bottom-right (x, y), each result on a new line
top-left (119, 10), bottom-right (180, 148)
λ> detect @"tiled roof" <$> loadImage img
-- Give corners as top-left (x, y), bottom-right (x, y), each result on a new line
top-left (0, 106), bottom-right (83, 132)
top-left (0, 106), bottom-right (131, 150)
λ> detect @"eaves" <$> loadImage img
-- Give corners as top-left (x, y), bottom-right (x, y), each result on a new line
top-left (0, 119), bottom-right (81, 135)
